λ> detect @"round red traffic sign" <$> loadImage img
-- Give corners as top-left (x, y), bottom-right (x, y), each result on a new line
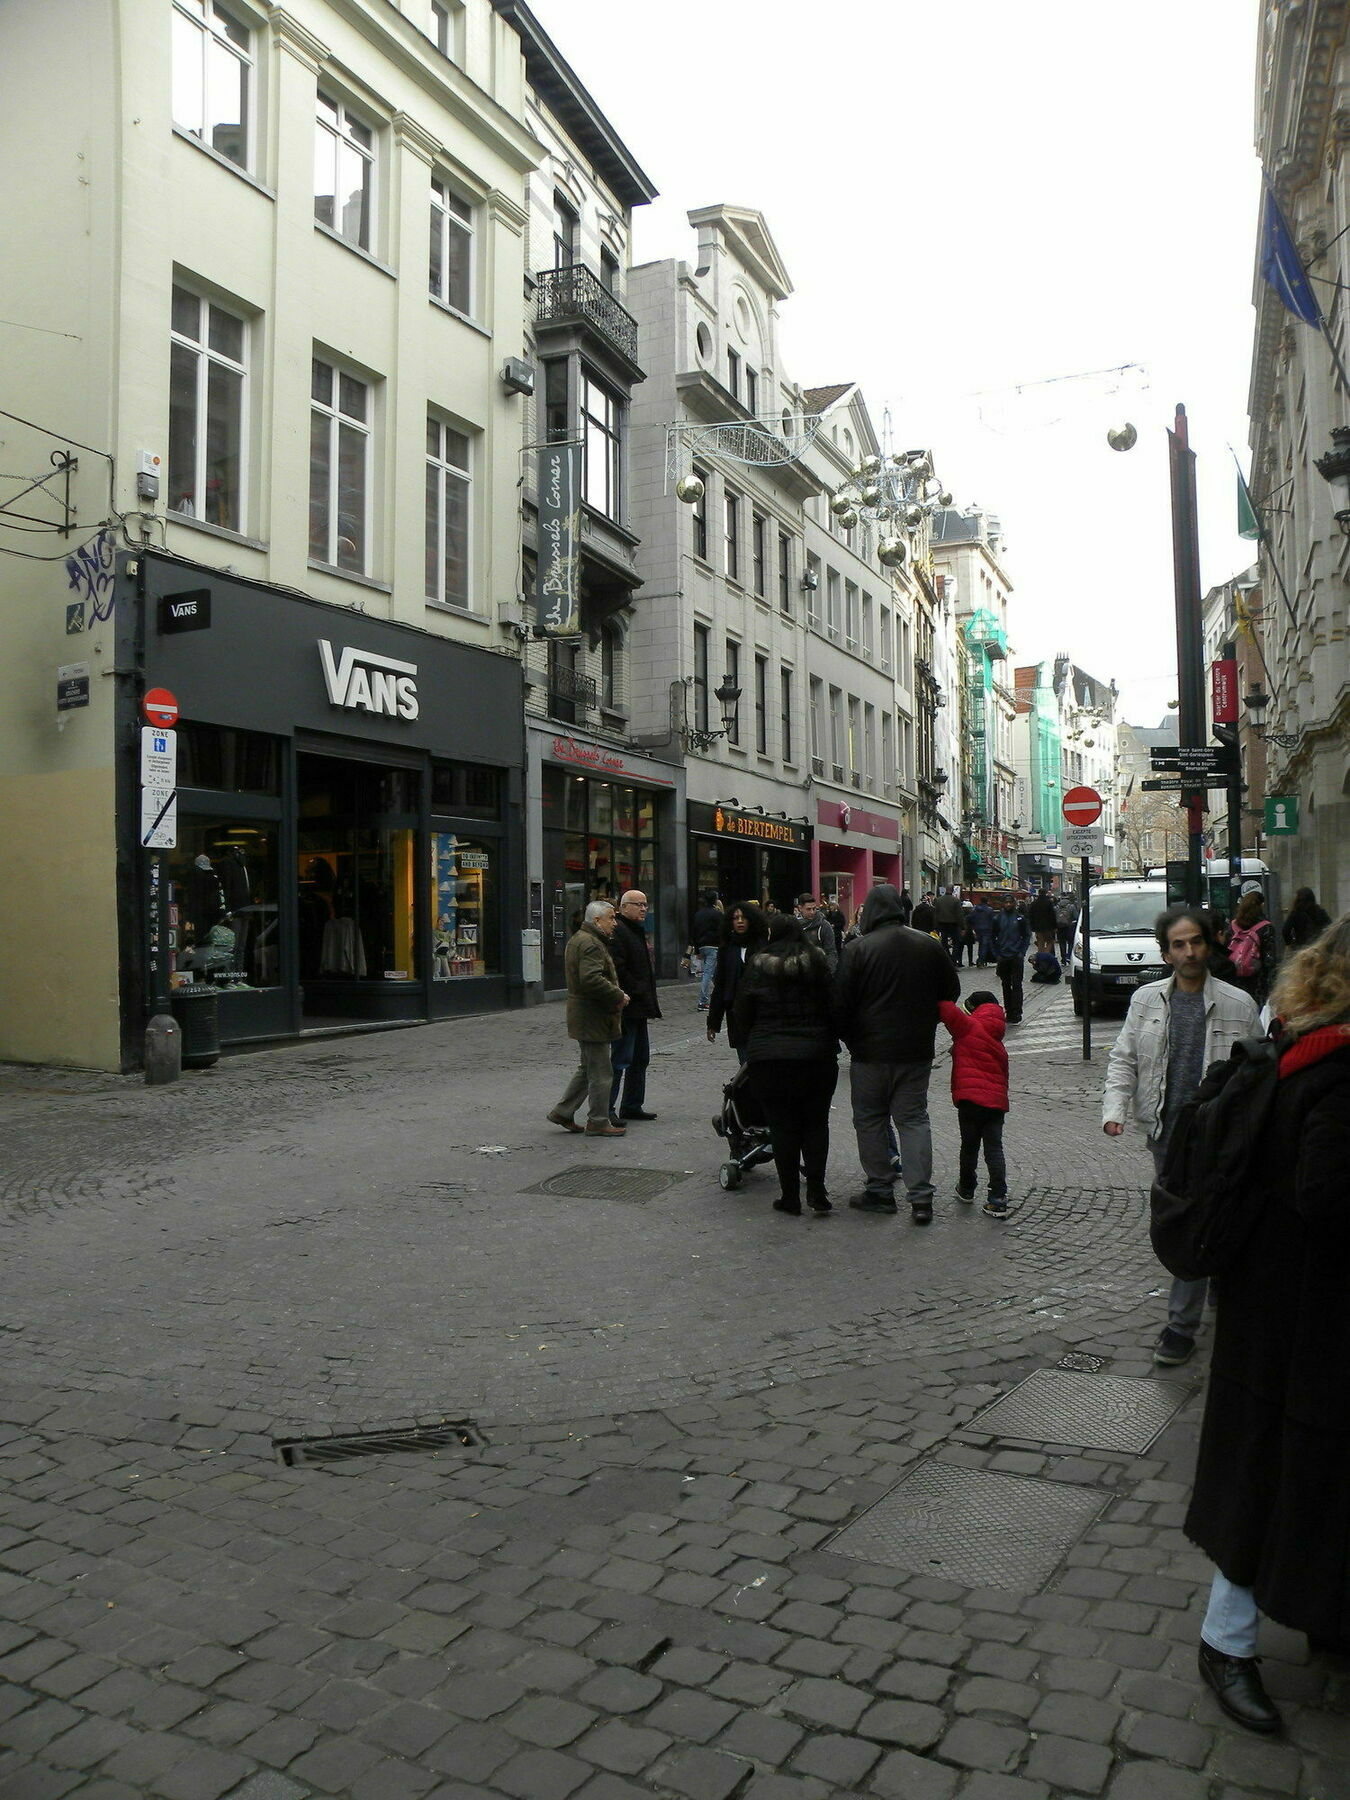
top-left (1062, 785), bottom-right (1103, 825)
top-left (142, 688), bottom-right (179, 728)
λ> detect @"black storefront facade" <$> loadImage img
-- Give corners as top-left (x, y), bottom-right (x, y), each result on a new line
top-left (686, 802), bottom-right (812, 916)
top-left (116, 552), bottom-right (526, 1062)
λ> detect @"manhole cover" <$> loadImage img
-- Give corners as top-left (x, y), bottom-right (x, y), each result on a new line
top-left (972, 1368), bottom-right (1191, 1453)
top-left (829, 1460), bottom-right (1105, 1591)
top-left (1056, 1353), bottom-right (1106, 1373)
top-left (524, 1166), bottom-right (687, 1203)
top-left (275, 1419), bottom-right (484, 1466)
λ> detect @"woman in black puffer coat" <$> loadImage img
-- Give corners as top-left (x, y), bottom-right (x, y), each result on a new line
top-left (732, 913), bottom-right (838, 1216)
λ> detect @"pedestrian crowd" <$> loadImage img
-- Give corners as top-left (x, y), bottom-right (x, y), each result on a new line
top-left (547, 875), bottom-right (1348, 1736)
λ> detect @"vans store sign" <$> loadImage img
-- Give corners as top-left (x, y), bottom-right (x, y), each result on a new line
top-left (318, 640), bottom-right (419, 721)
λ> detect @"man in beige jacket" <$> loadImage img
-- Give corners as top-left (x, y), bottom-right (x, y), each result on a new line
top-left (549, 900), bottom-right (629, 1137)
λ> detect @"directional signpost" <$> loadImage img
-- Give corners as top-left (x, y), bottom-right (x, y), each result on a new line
top-left (1063, 787), bottom-right (1102, 1061)
top-left (140, 691), bottom-right (180, 1017)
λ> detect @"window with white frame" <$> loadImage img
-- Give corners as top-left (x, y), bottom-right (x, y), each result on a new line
top-left (778, 531), bottom-right (791, 611)
top-left (724, 488), bottom-right (741, 581)
top-left (829, 686), bottom-right (844, 769)
top-left (724, 637), bottom-right (741, 745)
top-left (581, 371), bottom-right (621, 519)
top-left (601, 622), bottom-right (621, 710)
top-left (881, 712), bottom-right (894, 794)
top-left (553, 191), bottom-right (578, 268)
top-left (809, 676), bottom-right (823, 764)
top-left (429, 0), bottom-right (463, 59)
top-left (429, 178), bottom-right (474, 314)
top-left (310, 356), bottom-right (372, 573)
top-left (780, 666), bottom-right (794, 763)
top-left (314, 92), bottom-right (375, 251)
top-left (845, 580), bottom-right (859, 649)
top-left (880, 604), bottom-right (892, 669)
top-left (862, 592), bottom-right (874, 658)
top-left (864, 703), bottom-right (877, 790)
top-left (172, 0), bottom-right (252, 169)
top-left (425, 416), bottom-right (471, 608)
top-left (754, 654), bottom-right (768, 754)
top-left (168, 283), bottom-right (247, 531)
top-left (751, 511), bottom-right (767, 597)
top-left (826, 568), bottom-right (841, 638)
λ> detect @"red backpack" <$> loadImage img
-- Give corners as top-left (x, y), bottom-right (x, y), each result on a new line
top-left (1227, 921), bottom-right (1264, 979)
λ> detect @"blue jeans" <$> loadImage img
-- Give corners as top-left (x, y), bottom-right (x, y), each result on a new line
top-left (1150, 1141), bottom-right (1208, 1337)
top-left (610, 1017), bottom-right (650, 1116)
top-left (1202, 1569), bottom-right (1259, 1657)
top-left (698, 946), bottom-right (719, 1008)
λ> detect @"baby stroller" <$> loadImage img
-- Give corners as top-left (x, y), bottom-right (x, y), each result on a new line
top-left (713, 1062), bottom-right (776, 1190)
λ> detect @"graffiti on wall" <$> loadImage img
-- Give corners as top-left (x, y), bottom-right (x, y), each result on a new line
top-left (64, 527), bottom-right (117, 623)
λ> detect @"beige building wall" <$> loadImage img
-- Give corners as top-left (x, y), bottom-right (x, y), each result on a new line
top-left (0, 0), bottom-right (539, 1067)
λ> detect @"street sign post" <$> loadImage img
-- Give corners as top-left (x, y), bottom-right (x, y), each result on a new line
top-left (1148, 745), bottom-right (1237, 776)
top-left (1265, 795), bottom-right (1299, 835)
top-left (1062, 785), bottom-right (1103, 826)
top-left (1062, 822), bottom-right (1105, 859)
top-left (1060, 790), bottom-right (1104, 1064)
top-left (142, 687), bottom-right (180, 728)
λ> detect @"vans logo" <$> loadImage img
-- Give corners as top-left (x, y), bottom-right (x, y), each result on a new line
top-left (318, 639), bottom-right (419, 721)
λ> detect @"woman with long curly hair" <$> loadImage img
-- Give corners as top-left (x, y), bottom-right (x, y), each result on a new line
top-left (1183, 912), bottom-right (1350, 1734)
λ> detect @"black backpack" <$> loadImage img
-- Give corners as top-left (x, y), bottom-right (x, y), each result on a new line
top-left (1149, 1035), bottom-right (1281, 1281)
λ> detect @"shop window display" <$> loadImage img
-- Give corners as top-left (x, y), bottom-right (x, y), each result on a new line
top-left (296, 756), bottom-right (418, 988)
top-left (168, 820), bottom-right (280, 988)
top-left (432, 834), bottom-right (499, 979)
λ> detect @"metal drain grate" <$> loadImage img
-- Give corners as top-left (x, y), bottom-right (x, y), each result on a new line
top-left (275, 1419), bottom-right (484, 1466)
top-left (1056, 1353), bottom-right (1107, 1373)
top-left (829, 1460), bottom-right (1106, 1591)
top-left (972, 1368), bottom-right (1191, 1453)
top-left (524, 1165), bottom-right (687, 1203)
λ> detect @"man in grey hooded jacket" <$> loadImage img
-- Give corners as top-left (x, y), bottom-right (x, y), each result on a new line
top-left (833, 883), bottom-right (961, 1221)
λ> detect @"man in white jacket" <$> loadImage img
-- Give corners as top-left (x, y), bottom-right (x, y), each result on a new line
top-left (1102, 905), bottom-right (1261, 1366)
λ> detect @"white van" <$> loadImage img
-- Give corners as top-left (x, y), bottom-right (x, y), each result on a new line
top-left (1069, 879), bottom-right (1170, 1016)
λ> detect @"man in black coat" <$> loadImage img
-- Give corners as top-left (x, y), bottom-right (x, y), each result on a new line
top-left (832, 884), bottom-right (961, 1222)
top-left (608, 890), bottom-right (662, 1121)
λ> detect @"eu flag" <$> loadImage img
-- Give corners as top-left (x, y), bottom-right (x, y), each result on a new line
top-left (1261, 188), bottom-right (1322, 326)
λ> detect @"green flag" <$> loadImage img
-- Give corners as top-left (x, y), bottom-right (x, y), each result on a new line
top-left (1238, 470), bottom-right (1261, 540)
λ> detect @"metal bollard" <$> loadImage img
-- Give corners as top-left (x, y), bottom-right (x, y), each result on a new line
top-left (144, 1012), bottom-right (182, 1085)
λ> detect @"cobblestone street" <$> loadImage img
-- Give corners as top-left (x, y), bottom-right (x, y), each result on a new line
top-left (2, 976), bottom-right (1346, 1800)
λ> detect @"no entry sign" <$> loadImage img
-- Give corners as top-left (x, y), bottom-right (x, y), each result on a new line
top-left (1062, 785), bottom-right (1103, 826)
top-left (142, 688), bottom-right (179, 729)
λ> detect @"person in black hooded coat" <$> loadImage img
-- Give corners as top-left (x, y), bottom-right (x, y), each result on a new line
top-left (1182, 913), bottom-right (1350, 1735)
top-left (832, 883), bottom-right (960, 1220)
top-left (733, 914), bottom-right (838, 1215)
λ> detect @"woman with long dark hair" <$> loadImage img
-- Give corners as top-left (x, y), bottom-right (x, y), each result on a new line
top-left (1184, 913), bottom-right (1350, 1733)
top-left (732, 913), bottom-right (838, 1214)
top-left (1282, 886), bottom-right (1331, 950)
top-left (706, 901), bottom-right (767, 1061)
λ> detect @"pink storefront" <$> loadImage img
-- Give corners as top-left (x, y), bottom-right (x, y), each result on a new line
top-left (812, 800), bottom-right (903, 927)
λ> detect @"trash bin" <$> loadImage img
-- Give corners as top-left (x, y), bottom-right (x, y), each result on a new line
top-left (170, 985), bottom-right (220, 1069)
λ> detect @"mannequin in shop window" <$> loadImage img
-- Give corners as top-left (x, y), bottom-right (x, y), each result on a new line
top-left (187, 854), bottom-right (226, 939)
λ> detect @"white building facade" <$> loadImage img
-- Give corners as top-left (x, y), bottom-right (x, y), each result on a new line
top-left (1248, 0), bottom-right (1350, 914)
top-left (1, 0), bottom-right (548, 1067)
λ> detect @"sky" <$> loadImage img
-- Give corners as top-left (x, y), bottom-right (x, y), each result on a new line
top-left (528, 0), bottom-right (1263, 727)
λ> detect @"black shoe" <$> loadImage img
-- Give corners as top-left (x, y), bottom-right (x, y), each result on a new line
top-left (620, 1109), bottom-right (657, 1121)
top-left (910, 1200), bottom-right (933, 1225)
top-left (849, 1196), bottom-right (898, 1215)
top-left (807, 1190), bottom-right (832, 1214)
top-left (773, 1196), bottom-right (802, 1215)
top-left (1154, 1327), bottom-right (1196, 1366)
top-left (1198, 1639), bottom-right (1281, 1734)
top-left (955, 1186), bottom-right (976, 1203)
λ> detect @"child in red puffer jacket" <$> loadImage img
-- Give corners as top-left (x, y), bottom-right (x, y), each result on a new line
top-left (938, 990), bottom-right (1010, 1219)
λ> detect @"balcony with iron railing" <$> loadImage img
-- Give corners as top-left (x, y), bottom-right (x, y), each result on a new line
top-left (535, 265), bottom-right (640, 366)
top-left (546, 663), bottom-right (599, 725)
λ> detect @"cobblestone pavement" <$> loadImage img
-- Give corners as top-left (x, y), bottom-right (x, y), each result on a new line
top-left (2, 975), bottom-right (1347, 1800)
